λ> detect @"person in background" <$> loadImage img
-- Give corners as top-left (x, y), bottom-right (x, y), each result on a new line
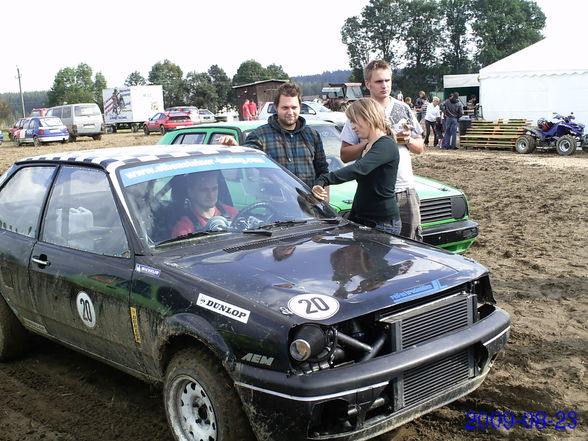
top-left (340, 59), bottom-right (424, 241)
top-left (248, 99), bottom-right (258, 120)
top-left (219, 83), bottom-right (329, 192)
top-left (415, 91), bottom-right (427, 122)
top-left (424, 96), bottom-right (441, 147)
top-left (242, 99), bottom-right (252, 121)
top-left (313, 98), bottom-right (401, 234)
top-left (440, 92), bottom-right (463, 149)
top-left (404, 96), bottom-right (414, 110)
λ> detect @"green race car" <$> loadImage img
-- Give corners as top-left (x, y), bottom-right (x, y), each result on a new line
top-left (158, 120), bottom-right (478, 253)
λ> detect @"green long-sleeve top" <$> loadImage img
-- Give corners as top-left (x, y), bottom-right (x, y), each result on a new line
top-left (315, 135), bottom-right (400, 221)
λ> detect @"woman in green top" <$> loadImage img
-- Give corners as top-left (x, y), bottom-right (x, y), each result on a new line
top-left (312, 98), bottom-right (401, 234)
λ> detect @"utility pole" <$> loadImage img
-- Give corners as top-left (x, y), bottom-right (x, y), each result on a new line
top-left (16, 66), bottom-right (25, 118)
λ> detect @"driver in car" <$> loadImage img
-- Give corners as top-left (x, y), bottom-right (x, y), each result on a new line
top-left (171, 171), bottom-right (238, 236)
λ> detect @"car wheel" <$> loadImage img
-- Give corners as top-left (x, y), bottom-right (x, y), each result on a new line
top-left (15, 138), bottom-right (21, 147)
top-left (144, 125), bottom-right (150, 135)
top-left (514, 134), bottom-right (536, 154)
top-left (0, 295), bottom-right (30, 361)
top-left (160, 126), bottom-right (166, 135)
top-left (164, 348), bottom-right (255, 441)
top-left (33, 137), bottom-right (41, 147)
top-left (131, 124), bottom-right (138, 133)
top-left (69, 135), bottom-right (77, 143)
top-left (555, 134), bottom-right (576, 156)
top-left (92, 134), bottom-right (102, 141)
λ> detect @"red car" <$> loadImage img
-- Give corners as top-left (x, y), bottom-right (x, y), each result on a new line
top-left (8, 118), bottom-right (30, 141)
top-left (30, 108), bottom-right (48, 117)
top-left (143, 111), bottom-right (195, 135)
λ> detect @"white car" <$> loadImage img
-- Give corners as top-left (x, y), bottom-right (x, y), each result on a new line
top-left (258, 100), bottom-right (346, 127)
top-left (166, 106), bottom-right (201, 124)
top-left (198, 109), bottom-right (216, 123)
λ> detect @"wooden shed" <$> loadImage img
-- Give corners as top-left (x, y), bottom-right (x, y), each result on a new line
top-left (233, 79), bottom-right (287, 120)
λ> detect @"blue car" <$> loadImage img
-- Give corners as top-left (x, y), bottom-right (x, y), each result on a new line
top-left (0, 131), bottom-right (3, 145)
top-left (14, 116), bottom-right (68, 146)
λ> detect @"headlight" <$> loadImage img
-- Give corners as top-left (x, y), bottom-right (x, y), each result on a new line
top-left (289, 324), bottom-right (328, 362)
top-left (451, 196), bottom-right (468, 219)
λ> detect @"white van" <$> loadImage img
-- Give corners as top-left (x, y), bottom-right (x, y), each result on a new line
top-left (46, 103), bottom-right (104, 141)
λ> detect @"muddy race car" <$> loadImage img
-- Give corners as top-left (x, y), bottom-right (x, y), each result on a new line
top-left (0, 144), bottom-right (510, 441)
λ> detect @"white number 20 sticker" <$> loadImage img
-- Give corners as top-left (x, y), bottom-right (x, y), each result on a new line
top-left (76, 292), bottom-right (96, 329)
top-left (287, 294), bottom-right (340, 320)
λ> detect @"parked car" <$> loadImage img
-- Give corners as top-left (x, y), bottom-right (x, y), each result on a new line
top-left (30, 108), bottom-right (48, 117)
top-left (258, 100), bottom-right (347, 127)
top-left (144, 111), bottom-right (195, 135)
top-left (159, 121), bottom-right (480, 253)
top-left (166, 106), bottom-right (200, 123)
top-left (198, 108), bottom-right (216, 123)
top-left (8, 118), bottom-right (30, 141)
top-left (46, 103), bottom-right (104, 142)
top-left (0, 143), bottom-right (510, 441)
top-left (13, 116), bottom-right (69, 146)
top-left (0, 131), bottom-right (3, 145)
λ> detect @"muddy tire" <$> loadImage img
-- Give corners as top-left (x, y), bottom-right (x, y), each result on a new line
top-left (160, 125), bottom-right (166, 135)
top-left (163, 348), bottom-right (255, 441)
top-left (515, 134), bottom-right (536, 154)
top-left (33, 136), bottom-right (40, 147)
top-left (555, 134), bottom-right (576, 156)
top-left (92, 134), bottom-right (102, 141)
top-left (144, 125), bottom-right (150, 135)
top-left (0, 295), bottom-right (30, 361)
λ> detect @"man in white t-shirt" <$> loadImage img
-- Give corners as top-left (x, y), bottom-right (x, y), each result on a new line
top-left (340, 59), bottom-right (424, 240)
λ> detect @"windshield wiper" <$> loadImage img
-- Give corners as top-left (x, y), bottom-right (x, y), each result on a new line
top-left (258, 218), bottom-right (343, 230)
top-left (157, 230), bottom-right (229, 246)
top-left (242, 229), bottom-right (273, 236)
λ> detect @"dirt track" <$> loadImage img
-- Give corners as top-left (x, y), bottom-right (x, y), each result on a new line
top-left (0, 133), bottom-right (586, 441)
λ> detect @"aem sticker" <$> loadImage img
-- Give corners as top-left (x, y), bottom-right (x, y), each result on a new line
top-left (287, 294), bottom-right (340, 320)
top-left (76, 292), bottom-right (96, 329)
top-left (197, 294), bottom-right (250, 323)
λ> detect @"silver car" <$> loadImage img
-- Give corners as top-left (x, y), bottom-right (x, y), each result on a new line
top-left (258, 100), bottom-right (347, 127)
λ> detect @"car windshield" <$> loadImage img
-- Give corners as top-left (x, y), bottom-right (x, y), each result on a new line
top-left (119, 152), bottom-right (337, 247)
top-left (40, 117), bottom-right (64, 127)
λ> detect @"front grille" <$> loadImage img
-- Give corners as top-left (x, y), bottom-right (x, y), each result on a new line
top-left (380, 292), bottom-right (476, 350)
top-left (401, 295), bottom-right (471, 348)
top-left (420, 197), bottom-right (453, 223)
top-left (403, 349), bottom-right (472, 407)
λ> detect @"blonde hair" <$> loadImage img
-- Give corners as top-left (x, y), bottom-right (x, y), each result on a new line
top-left (345, 98), bottom-right (393, 137)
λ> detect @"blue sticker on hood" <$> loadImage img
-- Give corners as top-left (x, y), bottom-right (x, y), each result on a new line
top-left (390, 280), bottom-right (448, 303)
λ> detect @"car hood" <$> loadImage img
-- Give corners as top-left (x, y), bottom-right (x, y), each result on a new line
top-left (164, 224), bottom-right (486, 324)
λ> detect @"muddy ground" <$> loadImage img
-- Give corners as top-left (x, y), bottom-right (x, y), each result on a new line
top-left (0, 133), bottom-right (586, 441)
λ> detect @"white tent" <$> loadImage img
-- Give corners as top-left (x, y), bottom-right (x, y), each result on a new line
top-left (479, 34), bottom-right (588, 125)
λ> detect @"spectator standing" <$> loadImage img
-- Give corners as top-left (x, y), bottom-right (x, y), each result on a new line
top-left (340, 59), bottom-right (424, 241)
top-left (248, 99), bottom-right (258, 120)
top-left (313, 98), bottom-right (401, 234)
top-left (404, 96), bottom-right (414, 110)
top-left (440, 92), bottom-right (463, 149)
top-left (424, 96), bottom-right (441, 146)
top-left (242, 99), bottom-right (252, 121)
top-left (415, 91), bottom-right (427, 122)
top-left (219, 83), bottom-right (329, 191)
top-left (396, 90), bottom-right (404, 101)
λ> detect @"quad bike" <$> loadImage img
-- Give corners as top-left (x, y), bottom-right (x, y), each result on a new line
top-left (515, 112), bottom-right (586, 156)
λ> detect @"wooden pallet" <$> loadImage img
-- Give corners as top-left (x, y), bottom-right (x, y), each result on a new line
top-left (460, 119), bottom-right (532, 149)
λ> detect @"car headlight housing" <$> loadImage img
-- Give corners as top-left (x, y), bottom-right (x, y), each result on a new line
top-left (451, 196), bottom-right (468, 219)
top-left (289, 324), bottom-right (335, 362)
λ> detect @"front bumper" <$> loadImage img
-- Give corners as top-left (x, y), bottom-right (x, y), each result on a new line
top-left (422, 219), bottom-right (479, 253)
top-left (233, 307), bottom-right (510, 441)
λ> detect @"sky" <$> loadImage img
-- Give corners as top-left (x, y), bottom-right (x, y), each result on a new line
top-left (1, 0), bottom-right (584, 94)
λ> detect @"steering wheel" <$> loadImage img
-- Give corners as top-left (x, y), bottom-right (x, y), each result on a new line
top-left (234, 202), bottom-right (278, 228)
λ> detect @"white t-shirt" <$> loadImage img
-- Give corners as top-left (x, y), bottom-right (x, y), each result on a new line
top-left (340, 99), bottom-right (422, 191)
top-left (425, 103), bottom-right (441, 122)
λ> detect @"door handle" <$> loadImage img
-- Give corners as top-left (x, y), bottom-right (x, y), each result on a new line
top-left (31, 256), bottom-right (50, 267)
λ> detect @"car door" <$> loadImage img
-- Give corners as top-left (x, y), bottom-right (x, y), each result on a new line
top-left (0, 165), bottom-right (56, 333)
top-left (147, 113), bottom-right (160, 131)
top-left (29, 165), bottom-right (144, 370)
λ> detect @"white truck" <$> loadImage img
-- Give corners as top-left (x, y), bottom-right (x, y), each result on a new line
top-left (102, 85), bottom-right (164, 133)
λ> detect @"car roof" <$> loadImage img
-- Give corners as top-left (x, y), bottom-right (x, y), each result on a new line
top-left (190, 119), bottom-right (337, 130)
top-left (17, 145), bottom-right (261, 174)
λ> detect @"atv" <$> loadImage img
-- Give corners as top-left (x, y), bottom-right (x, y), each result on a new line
top-left (515, 112), bottom-right (586, 156)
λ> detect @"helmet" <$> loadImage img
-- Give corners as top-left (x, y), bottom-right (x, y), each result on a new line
top-left (537, 118), bottom-right (551, 131)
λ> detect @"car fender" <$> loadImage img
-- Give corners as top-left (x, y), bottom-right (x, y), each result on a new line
top-left (158, 312), bottom-right (236, 371)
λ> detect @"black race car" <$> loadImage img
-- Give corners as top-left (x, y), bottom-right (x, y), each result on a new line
top-left (0, 144), bottom-right (510, 441)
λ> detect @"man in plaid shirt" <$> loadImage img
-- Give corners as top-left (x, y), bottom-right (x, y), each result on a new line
top-left (220, 83), bottom-right (329, 194)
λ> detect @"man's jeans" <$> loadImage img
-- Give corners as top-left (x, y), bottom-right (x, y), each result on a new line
top-left (442, 117), bottom-right (458, 149)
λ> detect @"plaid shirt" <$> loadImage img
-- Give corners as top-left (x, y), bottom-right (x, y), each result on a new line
top-left (244, 115), bottom-right (328, 188)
